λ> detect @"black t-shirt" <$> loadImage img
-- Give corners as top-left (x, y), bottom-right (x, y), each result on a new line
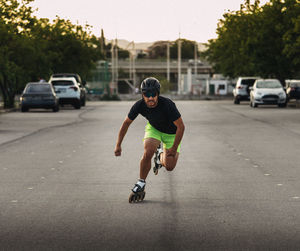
top-left (128, 96), bottom-right (181, 134)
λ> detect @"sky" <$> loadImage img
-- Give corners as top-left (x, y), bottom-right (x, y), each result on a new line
top-left (31, 0), bottom-right (269, 43)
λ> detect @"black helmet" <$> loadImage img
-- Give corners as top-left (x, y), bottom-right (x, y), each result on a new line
top-left (140, 77), bottom-right (160, 95)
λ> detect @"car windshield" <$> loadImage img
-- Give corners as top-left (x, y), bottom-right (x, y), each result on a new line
top-left (256, 81), bottom-right (282, 89)
top-left (51, 80), bottom-right (74, 86)
top-left (26, 84), bottom-right (52, 93)
top-left (241, 79), bottom-right (256, 86)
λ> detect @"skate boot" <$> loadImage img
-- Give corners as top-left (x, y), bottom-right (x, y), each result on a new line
top-left (129, 179), bottom-right (146, 203)
top-left (153, 144), bottom-right (163, 175)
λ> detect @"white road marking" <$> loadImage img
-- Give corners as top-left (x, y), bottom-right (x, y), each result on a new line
top-left (11, 200), bottom-right (18, 203)
top-left (277, 184), bottom-right (283, 186)
top-left (245, 158), bottom-right (250, 161)
top-left (292, 197), bottom-right (299, 199)
top-left (264, 173), bottom-right (270, 176)
top-left (41, 177), bottom-right (45, 179)
top-left (51, 168), bottom-right (55, 170)
top-left (28, 187), bottom-right (33, 190)
top-left (59, 161), bottom-right (63, 164)
top-left (253, 165), bottom-right (259, 168)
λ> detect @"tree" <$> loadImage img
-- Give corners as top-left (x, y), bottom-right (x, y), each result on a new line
top-left (0, 0), bottom-right (37, 108)
top-left (203, 0), bottom-right (300, 83)
top-left (170, 39), bottom-right (199, 59)
top-left (0, 0), bottom-right (105, 108)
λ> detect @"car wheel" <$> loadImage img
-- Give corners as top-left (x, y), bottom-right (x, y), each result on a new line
top-left (234, 98), bottom-right (240, 104)
top-left (74, 100), bottom-right (81, 109)
top-left (52, 105), bottom-right (59, 112)
top-left (21, 106), bottom-right (28, 112)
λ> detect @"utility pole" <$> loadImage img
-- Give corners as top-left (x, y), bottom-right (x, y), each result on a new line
top-left (177, 37), bottom-right (182, 95)
top-left (111, 40), bottom-right (115, 95)
top-left (167, 41), bottom-right (170, 82)
top-left (115, 38), bottom-right (119, 94)
top-left (194, 41), bottom-right (198, 76)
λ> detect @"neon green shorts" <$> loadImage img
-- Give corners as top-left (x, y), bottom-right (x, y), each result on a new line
top-left (144, 123), bottom-right (181, 153)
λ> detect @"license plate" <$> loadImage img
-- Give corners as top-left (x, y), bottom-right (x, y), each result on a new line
top-left (58, 88), bottom-right (66, 93)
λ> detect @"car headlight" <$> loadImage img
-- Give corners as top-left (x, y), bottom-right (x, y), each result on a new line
top-left (20, 97), bottom-right (25, 101)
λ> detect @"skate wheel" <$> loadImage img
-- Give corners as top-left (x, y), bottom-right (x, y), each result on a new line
top-left (129, 193), bottom-right (136, 203)
top-left (141, 192), bottom-right (145, 201)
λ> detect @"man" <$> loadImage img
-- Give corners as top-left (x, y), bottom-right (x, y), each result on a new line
top-left (114, 77), bottom-right (185, 203)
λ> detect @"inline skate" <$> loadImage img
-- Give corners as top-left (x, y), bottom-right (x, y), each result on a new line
top-left (153, 143), bottom-right (163, 175)
top-left (129, 179), bottom-right (146, 203)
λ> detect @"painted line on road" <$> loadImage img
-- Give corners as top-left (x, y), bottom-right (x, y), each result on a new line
top-left (264, 173), bottom-right (271, 176)
top-left (292, 196), bottom-right (299, 199)
top-left (27, 187), bottom-right (34, 190)
top-left (277, 184), bottom-right (283, 186)
top-left (11, 200), bottom-right (18, 203)
top-left (59, 160), bottom-right (63, 164)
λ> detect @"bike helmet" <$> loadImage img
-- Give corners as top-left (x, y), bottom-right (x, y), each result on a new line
top-left (140, 77), bottom-right (160, 95)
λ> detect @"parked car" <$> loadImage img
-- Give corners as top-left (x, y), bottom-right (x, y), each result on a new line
top-left (50, 73), bottom-right (86, 106)
top-left (20, 82), bottom-right (59, 112)
top-left (249, 79), bottom-right (286, 108)
top-left (233, 77), bottom-right (258, 104)
top-left (285, 80), bottom-right (300, 102)
top-left (49, 77), bottom-right (82, 109)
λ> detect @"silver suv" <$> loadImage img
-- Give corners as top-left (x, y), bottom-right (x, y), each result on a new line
top-left (233, 77), bottom-right (258, 104)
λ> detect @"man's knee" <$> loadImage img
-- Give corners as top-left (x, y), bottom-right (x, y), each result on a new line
top-left (142, 150), bottom-right (155, 161)
top-left (165, 164), bottom-right (175, 171)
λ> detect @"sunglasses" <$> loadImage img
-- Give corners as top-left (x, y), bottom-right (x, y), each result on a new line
top-left (143, 91), bottom-right (157, 98)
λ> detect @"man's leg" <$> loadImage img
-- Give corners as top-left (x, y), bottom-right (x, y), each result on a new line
top-left (160, 149), bottom-right (179, 171)
top-left (140, 138), bottom-right (161, 180)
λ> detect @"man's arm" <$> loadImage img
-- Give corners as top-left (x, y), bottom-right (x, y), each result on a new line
top-left (168, 117), bottom-right (185, 157)
top-left (114, 116), bottom-right (133, 156)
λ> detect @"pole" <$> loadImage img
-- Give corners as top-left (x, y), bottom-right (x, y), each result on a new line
top-left (132, 41), bottom-right (136, 87)
top-left (111, 40), bottom-right (115, 95)
top-left (194, 42), bottom-right (198, 76)
top-left (115, 38), bottom-right (118, 94)
top-left (177, 38), bottom-right (182, 94)
top-left (167, 41), bottom-right (170, 82)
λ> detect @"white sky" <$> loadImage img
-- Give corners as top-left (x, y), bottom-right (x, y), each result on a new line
top-left (31, 0), bottom-right (268, 43)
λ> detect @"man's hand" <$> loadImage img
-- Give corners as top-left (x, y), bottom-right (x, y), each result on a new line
top-left (114, 145), bottom-right (122, 156)
top-left (166, 147), bottom-right (177, 158)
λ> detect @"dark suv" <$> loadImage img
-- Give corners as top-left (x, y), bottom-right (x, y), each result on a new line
top-left (50, 73), bottom-right (86, 106)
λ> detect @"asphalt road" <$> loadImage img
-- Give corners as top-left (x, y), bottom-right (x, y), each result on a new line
top-left (0, 100), bottom-right (300, 250)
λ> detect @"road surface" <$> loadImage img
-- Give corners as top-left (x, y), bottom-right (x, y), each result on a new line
top-left (0, 101), bottom-right (299, 250)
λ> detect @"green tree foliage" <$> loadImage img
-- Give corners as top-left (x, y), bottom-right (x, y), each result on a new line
top-left (203, 0), bottom-right (300, 83)
top-left (105, 43), bottom-right (130, 59)
top-left (0, 0), bottom-right (104, 108)
top-left (170, 39), bottom-right (199, 59)
top-left (147, 39), bottom-right (199, 59)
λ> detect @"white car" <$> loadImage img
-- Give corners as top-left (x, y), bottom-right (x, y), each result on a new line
top-left (249, 79), bottom-right (286, 108)
top-left (49, 77), bottom-right (81, 109)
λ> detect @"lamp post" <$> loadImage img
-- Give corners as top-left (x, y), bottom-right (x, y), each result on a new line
top-left (177, 38), bottom-right (182, 95)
